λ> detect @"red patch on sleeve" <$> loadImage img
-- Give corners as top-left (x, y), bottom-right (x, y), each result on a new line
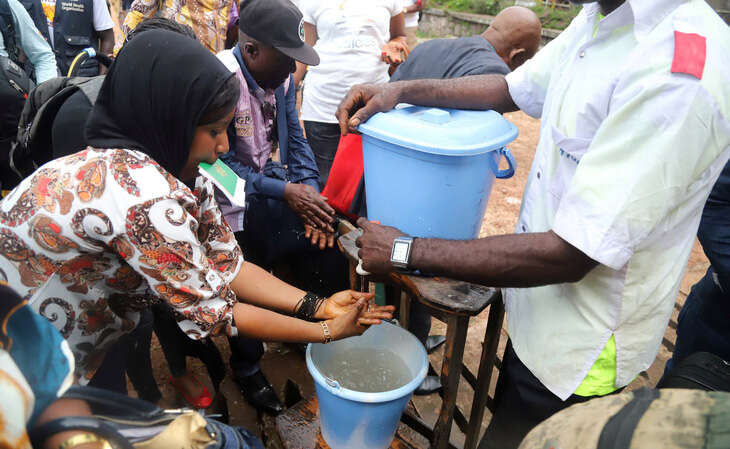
top-left (671, 31), bottom-right (706, 79)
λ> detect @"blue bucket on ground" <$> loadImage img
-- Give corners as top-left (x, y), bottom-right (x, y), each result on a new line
top-left (359, 106), bottom-right (518, 239)
top-left (306, 322), bottom-right (427, 449)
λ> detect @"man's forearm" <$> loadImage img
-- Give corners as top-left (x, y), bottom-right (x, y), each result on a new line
top-left (99, 29), bottom-right (114, 55)
top-left (98, 29), bottom-right (114, 74)
top-left (394, 75), bottom-right (518, 113)
top-left (410, 231), bottom-right (596, 287)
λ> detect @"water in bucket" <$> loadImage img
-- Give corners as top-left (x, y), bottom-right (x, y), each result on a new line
top-left (306, 322), bottom-right (428, 449)
top-left (318, 347), bottom-right (412, 393)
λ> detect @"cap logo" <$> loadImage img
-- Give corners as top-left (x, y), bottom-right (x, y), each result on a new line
top-left (298, 18), bottom-right (305, 42)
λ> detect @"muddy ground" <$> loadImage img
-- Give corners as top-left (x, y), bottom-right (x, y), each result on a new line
top-left (131, 111), bottom-right (709, 447)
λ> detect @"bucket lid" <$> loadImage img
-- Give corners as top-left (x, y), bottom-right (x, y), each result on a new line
top-left (358, 105), bottom-right (518, 156)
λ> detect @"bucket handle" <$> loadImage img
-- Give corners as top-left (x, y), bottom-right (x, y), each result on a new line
top-left (324, 375), bottom-right (341, 391)
top-left (494, 148), bottom-right (517, 179)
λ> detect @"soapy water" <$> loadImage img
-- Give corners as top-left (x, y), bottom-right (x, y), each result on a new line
top-left (319, 347), bottom-right (413, 393)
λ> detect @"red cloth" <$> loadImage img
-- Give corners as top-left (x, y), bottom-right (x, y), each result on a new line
top-left (322, 134), bottom-right (363, 219)
top-left (671, 31), bottom-right (706, 80)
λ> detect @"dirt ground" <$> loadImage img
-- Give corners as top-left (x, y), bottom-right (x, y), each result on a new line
top-left (134, 111), bottom-right (710, 447)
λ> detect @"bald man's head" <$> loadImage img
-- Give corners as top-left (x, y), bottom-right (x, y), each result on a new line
top-left (483, 6), bottom-right (542, 71)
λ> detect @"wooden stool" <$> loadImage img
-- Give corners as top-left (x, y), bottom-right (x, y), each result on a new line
top-left (337, 228), bottom-right (505, 449)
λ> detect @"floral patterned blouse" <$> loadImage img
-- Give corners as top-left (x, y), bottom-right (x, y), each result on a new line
top-left (0, 148), bottom-right (243, 382)
top-left (121, 0), bottom-right (234, 54)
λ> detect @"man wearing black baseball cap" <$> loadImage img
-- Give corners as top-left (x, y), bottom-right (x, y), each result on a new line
top-left (239, 0), bottom-right (319, 67)
top-left (215, 0), bottom-right (348, 415)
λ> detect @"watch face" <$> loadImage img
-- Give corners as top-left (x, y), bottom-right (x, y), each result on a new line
top-left (392, 240), bottom-right (410, 263)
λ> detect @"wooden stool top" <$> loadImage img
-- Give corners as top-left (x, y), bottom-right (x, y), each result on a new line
top-left (338, 230), bottom-right (500, 317)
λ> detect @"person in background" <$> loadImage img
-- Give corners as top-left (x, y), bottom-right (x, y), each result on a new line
top-left (401, 0), bottom-right (423, 50)
top-left (36, 0), bottom-right (114, 75)
top-left (121, 0), bottom-right (236, 54)
top-left (216, 0), bottom-right (352, 415)
top-left (662, 160), bottom-right (730, 376)
top-left (224, 0), bottom-right (238, 49)
top-left (391, 6), bottom-right (541, 82)
top-left (0, 0), bottom-right (56, 82)
top-left (337, 0), bottom-right (730, 447)
top-left (295, 0), bottom-right (408, 189)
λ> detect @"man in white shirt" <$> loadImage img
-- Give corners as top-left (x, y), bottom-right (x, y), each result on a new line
top-left (401, 0), bottom-right (424, 49)
top-left (335, 0), bottom-right (730, 447)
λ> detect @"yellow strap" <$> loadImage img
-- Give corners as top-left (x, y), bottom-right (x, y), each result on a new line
top-left (67, 51), bottom-right (89, 77)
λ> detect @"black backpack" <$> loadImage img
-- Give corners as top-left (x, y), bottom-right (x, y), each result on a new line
top-left (0, 0), bottom-right (35, 191)
top-left (6, 75), bottom-right (103, 188)
top-left (658, 352), bottom-right (730, 392)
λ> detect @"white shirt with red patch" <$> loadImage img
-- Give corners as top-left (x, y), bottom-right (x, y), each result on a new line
top-left (504, 0), bottom-right (730, 400)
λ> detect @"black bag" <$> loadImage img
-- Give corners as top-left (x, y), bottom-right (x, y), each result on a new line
top-left (7, 75), bottom-right (103, 189)
top-left (30, 386), bottom-right (265, 449)
top-left (0, 0), bottom-right (35, 191)
top-left (0, 56), bottom-right (31, 137)
top-left (0, 56), bottom-right (33, 190)
top-left (657, 351), bottom-right (730, 392)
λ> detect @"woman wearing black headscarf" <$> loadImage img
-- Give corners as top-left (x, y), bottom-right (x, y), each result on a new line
top-left (0, 30), bottom-right (393, 383)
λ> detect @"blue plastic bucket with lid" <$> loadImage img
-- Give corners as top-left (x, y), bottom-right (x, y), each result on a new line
top-left (306, 321), bottom-right (427, 449)
top-left (358, 105), bottom-right (518, 239)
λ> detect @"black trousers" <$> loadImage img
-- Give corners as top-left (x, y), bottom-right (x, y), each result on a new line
top-left (303, 121), bottom-right (341, 190)
top-left (227, 334), bottom-right (265, 379)
top-left (478, 340), bottom-right (619, 449)
top-left (89, 309), bottom-right (162, 403)
top-left (408, 302), bottom-right (432, 345)
top-left (151, 303), bottom-right (226, 390)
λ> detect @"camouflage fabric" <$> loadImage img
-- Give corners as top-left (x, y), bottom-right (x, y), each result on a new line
top-left (519, 388), bottom-right (730, 449)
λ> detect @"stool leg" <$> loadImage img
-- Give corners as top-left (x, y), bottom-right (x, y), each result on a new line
top-left (432, 314), bottom-right (469, 449)
top-left (348, 260), bottom-right (358, 290)
top-left (464, 299), bottom-right (505, 449)
top-left (399, 292), bottom-right (411, 330)
top-left (384, 284), bottom-right (405, 324)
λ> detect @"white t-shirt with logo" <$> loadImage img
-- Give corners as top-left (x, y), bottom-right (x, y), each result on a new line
top-left (300, 0), bottom-right (402, 123)
top-left (402, 0), bottom-right (419, 28)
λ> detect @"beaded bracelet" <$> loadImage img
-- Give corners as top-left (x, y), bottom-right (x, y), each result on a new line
top-left (294, 292), bottom-right (326, 321)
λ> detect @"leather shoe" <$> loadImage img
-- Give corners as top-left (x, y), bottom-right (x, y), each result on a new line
top-left (235, 371), bottom-right (284, 415)
top-left (414, 375), bottom-right (442, 395)
top-left (425, 335), bottom-right (446, 354)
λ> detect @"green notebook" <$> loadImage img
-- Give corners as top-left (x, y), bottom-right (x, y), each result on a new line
top-left (198, 159), bottom-right (246, 207)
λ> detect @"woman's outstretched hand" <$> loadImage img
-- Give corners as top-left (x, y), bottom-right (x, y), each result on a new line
top-left (326, 296), bottom-right (395, 340)
top-left (317, 290), bottom-right (395, 325)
